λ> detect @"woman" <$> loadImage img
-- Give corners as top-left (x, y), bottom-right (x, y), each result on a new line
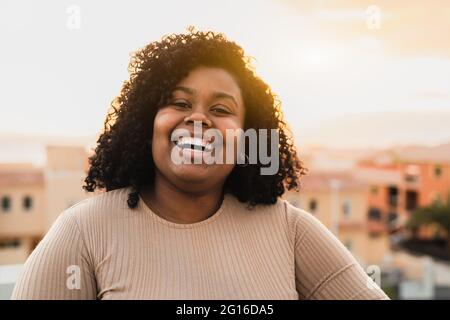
top-left (12, 30), bottom-right (389, 300)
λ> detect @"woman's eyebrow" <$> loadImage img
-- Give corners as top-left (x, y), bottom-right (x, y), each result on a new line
top-left (172, 86), bottom-right (195, 95)
top-left (172, 86), bottom-right (239, 108)
top-left (211, 92), bottom-right (238, 108)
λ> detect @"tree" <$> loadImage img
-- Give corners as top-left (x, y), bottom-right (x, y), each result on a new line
top-left (407, 198), bottom-right (450, 254)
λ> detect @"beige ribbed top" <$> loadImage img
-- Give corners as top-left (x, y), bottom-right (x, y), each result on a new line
top-left (11, 187), bottom-right (389, 300)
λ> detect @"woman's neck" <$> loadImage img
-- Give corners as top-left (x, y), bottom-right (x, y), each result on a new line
top-left (140, 173), bottom-right (225, 224)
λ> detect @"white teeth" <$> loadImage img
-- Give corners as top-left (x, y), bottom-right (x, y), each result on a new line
top-left (175, 136), bottom-right (212, 152)
top-left (181, 137), bottom-right (207, 147)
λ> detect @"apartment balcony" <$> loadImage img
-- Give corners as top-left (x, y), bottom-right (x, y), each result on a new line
top-left (368, 220), bottom-right (385, 235)
top-left (403, 165), bottom-right (421, 190)
top-left (367, 207), bottom-right (385, 235)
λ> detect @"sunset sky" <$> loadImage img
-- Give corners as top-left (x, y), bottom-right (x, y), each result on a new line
top-left (0, 0), bottom-right (449, 150)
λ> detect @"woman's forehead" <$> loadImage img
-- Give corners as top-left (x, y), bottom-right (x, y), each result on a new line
top-left (175, 67), bottom-right (242, 96)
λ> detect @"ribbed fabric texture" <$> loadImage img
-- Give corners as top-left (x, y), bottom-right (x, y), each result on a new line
top-left (11, 187), bottom-right (389, 300)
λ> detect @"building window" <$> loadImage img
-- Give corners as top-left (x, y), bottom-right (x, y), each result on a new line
top-left (342, 200), bottom-right (351, 219)
top-left (23, 195), bottom-right (33, 211)
top-left (369, 232), bottom-right (381, 238)
top-left (405, 165), bottom-right (420, 183)
top-left (434, 165), bottom-right (442, 178)
top-left (387, 186), bottom-right (398, 207)
top-left (405, 174), bottom-right (418, 183)
top-left (309, 199), bottom-right (317, 213)
top-left (0, 239), bottom-right (21, 248)
top-left (370, 185), bottom-right (378, 195)
top-left (405, 190), bottom-right (418, 211)
top-left (1, 196), bottom-right (11, 212)
top-left (368, 207), bottom-right (382, 221)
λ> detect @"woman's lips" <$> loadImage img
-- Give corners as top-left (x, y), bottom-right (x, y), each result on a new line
top-left (169, 134), bottom-right (223, 163)
top-left (175, 136), bottom-right (213, 152)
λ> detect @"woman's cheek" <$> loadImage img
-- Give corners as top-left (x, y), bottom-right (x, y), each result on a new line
top-left (153, 110), bottom-right (178, 142)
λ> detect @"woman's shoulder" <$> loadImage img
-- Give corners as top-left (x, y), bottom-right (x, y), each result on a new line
top-left (226, 193), bottom-right (319, 235)
top-left (282, 199), bottom-right (325, 234)
top-left (62, 186), bottom-right (133, 223)
top-left (262, 197), bottom-right (330, 242)
top-left (280, 198), bottom-right (346, 251)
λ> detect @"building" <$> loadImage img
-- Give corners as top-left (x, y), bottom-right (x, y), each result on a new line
top-left (0, 145), bottom-right (90, 265)
top-left (285, 171), bottom-right (391, 267)
top-left (354, 143), bottom-right (450, 239)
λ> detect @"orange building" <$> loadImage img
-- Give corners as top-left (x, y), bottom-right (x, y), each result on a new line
top-left (354, 144), bottom-right (450, 239)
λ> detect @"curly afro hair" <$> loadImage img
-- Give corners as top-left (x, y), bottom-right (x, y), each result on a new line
top-left (83, 28), bottom-right (308, 209)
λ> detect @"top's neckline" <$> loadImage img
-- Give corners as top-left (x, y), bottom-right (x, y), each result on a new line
top-left (137, 192), bottom-right (229, 229)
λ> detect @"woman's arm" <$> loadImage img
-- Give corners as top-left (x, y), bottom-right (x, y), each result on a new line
top-left (287, 203), bottom-right (390, 300)
top-left (11, 209), bottom-right (97, 300)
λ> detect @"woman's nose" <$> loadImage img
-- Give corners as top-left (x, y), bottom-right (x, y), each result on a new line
top-left (184, 112), bottom-right (212, 128)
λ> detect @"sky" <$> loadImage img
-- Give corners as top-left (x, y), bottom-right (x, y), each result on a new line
top-left (0, 0), bottom-right (449, 151)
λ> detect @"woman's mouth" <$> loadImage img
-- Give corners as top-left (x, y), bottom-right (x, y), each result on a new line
top-left (170, 135), bottom-right (218, 164)
top-left (174, 136), bottom-right (213, 153)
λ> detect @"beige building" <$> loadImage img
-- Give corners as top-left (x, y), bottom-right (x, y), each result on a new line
top-left (285, 171), bottom-right (391, 267)
top-left (0, 146), bottom-right (90, 265)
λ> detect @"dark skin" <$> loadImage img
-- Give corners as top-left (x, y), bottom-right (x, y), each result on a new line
top-left (140, 66), bottom-right (245, 224)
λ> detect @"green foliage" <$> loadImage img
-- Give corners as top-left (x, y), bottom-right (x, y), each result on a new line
top-left (407, 200), bottom-right (450, 233)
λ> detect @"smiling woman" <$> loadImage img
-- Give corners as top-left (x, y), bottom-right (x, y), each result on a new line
top-left (11, 29), bottom-right (389, 300)
top-left (149, 66), bottom-right (245, 212)
top-left (83, 29), bottom-right (304, 209)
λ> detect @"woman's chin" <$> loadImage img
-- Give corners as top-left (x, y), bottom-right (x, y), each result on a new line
top-left (170, 163), bottom-right (213, 182)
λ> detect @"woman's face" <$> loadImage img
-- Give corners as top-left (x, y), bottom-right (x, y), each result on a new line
top-left (151, 66), bottom-right (245, 192)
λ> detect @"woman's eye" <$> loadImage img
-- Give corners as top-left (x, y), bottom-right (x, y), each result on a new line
top-left (171, 101), bottom-right (190, 109)
top-left (211, 106), bottom-right (231, 114)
